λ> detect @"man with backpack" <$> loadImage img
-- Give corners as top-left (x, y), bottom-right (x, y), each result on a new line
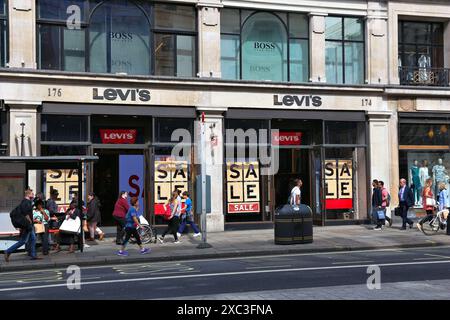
top-left (379, 181), bottom-right (392, 227)
top-left (4, 189), bottom-right (40, 262)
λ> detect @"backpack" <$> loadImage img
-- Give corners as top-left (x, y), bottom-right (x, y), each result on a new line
top-left (9, 205), bottom-right (30, 229)
top-left (385, 189), bottom-right (391, 207)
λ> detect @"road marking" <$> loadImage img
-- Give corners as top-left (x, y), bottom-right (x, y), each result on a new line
top-left (331, 260), bottom-right (374, 265)
top-left (245, 265), bottom-right (292, 270)
top-left (425, 254), bottom-right (450, 259)
top-left (1, 245), bottom-right (450, 275)
top-left (2, 259), bottom-right (450, 293)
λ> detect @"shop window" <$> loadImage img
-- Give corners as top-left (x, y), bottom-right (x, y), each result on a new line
top-left (0, 106), bottom-right (6, 155)
top-left (36, 0), bottom-right (197, 77)
top-left (41, 115), bottom-right (88, 142)
top-left (325, 121), bottom-right (366, 145)
top-left (399, 124), bottom-right (449, 146)
top-left (154, 118), bottom-right (194, 143)
top-left (0, 0), bottom-right (7, 68)
top-left (220, 9), bottom-right (309, 82)
top-left (325, 17), bottom-right (365, 84)
top-left (41, 145), bottom-right (88, 156)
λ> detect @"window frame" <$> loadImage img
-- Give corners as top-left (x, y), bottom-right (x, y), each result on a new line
top-left (0, 0), bottom-right (8, 68)
top-left (220, 8), bottom-right (310, 82)
top-left (325, 16), bottom-right (366, 85)
top-left (36, 0), bottom-right (198, 77)
top-left (398, 20), bottom-right (444, 69)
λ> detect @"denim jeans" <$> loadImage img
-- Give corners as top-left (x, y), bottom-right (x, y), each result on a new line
top-left (178, 215), bottom-right (200, 234)
top-left (6, 226), bottom-right (36, 258)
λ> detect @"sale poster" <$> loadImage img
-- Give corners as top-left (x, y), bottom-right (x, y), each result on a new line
top-left (119, 155), bottom-right (144, 216)
top-left (44, 169), bottom-right (85, 213)
top-left (226, 161), bottom-right (260, 214)
top-left (324, 159), bottom-right (353, 210)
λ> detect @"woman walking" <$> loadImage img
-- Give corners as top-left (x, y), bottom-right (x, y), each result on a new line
top-left (33, 200), bottom-right (50, 255)
top-left (112, 191), bottom-right (130, 245)
top-left (55, 200), bottom-right (82, 254)
top-left (158, 191), bottom-right (181, 244)
top-left (116, 197), bottom-right (150, 256)
top-left (86, 193), bottom-right (104, 241)
top-left (417, 178), bottom-right (435, 232)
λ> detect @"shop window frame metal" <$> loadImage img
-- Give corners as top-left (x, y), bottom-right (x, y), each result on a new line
top-left (325, 15), bottom-right (366, 85)
top-left (220, 8), bottom-right (310, 83)
top-left (36, 0), bottom-right (198, 77)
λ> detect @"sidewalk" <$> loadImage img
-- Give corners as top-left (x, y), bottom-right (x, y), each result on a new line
top-left (1, 223), bottom-right (449, 272)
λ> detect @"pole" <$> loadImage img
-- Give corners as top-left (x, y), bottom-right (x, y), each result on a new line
top-left (78, 162), bottom-right (84, 253)
top-left (197, 112), bottom-right (212, 249)
top-left (20, 122), bottom-right (25, 157)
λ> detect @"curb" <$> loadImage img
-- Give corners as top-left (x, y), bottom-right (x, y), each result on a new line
top-left (1, 240), bottom-right (449, 272)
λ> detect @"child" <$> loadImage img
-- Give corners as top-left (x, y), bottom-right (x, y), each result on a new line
top-left (177, 191), bottom-right (201, 238)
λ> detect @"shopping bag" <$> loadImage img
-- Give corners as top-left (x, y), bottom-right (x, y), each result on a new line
top-left (377, 210), bottom-right (385, 220)
top-left (59, 216), bottom-right (81, 235)
top-left (426, 198), bottom-right (436, 207)
top-left (34, 223), bottom-right (45, 234)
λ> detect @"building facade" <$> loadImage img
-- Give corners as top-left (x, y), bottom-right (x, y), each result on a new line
top-left (0, 0), bottom-right (449, 231)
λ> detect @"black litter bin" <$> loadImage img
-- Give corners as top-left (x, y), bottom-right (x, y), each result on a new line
top-left (274, 204), bottom-right (313, 245)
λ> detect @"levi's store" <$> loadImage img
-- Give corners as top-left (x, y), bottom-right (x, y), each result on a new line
top-left (224, 109), bottom-right (369, 226)
top-left (39, 104), bottom-right (196, 226)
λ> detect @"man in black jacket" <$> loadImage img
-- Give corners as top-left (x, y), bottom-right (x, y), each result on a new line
top-left (371, 179), bottom-right (383, 229)
top-left (398, 178), bottom-right (414, 230)
top-left (4, 189), bottom-right (40, 262)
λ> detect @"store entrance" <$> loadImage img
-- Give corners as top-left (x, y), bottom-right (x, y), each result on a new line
top-left (274, 149), bottom-right (311, 209)
top-left (93, 149), bottom-right (144, 226)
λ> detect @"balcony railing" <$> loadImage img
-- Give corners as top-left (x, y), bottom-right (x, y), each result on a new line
top-left (399, 66), bottom-right (450, 87)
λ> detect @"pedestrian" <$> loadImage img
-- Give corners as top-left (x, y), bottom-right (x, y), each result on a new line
top-left (86, 192), bottom-right (105, 241)
top-left (158, 191), bottom-right (182, 244)
top-left (290, 179), bottom-right (302, 205)
top-left (398, 178), bottom-right (414, 230)
top-left (116, 197), bottom-right (150, 256)
top-left (113, 191), bottom-right (130, 245)
top-left (54, 200), bottom-right (82, 254)
top-left (33, 199), bottom-right (50, 255)
top-left (417, 178), bottom-right (435, 232)
top-left (177, 191), bottom-right (201, 238)
top-left (372, 179), bottom-right (384, 230)
top-left (46, 189), bottom-right (61, 249)
top-left (379, 181), bottom-right (392, 227)
top-left (4, 189), bottom-right (40, 262)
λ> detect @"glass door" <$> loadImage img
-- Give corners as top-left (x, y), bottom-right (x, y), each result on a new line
top-left (311, 147), bottom-right (324, 226)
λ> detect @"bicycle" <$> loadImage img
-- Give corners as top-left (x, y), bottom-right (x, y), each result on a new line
top-left (130, 216), bottom-right (157, 244)
top-left (420, 209), bottom-right (448, 235)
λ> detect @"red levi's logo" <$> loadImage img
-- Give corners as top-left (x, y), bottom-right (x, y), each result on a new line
top-left (271, 132), bottom-right (302, 146)
top-left (100, 129), bottom-right (137, 144)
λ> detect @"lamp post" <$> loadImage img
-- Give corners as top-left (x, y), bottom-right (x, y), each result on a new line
top-left (20, 122), bottom-right (25, 156)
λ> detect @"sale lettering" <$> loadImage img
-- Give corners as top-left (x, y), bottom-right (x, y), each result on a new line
top-left (45, 169), bottom-right (85, 212)
top-left (226, 162), bottom-right (260, 214)
top-left (324, 159), bottom-right (353, 210)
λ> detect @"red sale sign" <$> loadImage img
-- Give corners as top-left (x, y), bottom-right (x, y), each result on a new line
top-left (272, 132), bottom-right (302, 145)
top-left (228, 202), bottom-right (260, 213)
top-left (100, 129), bottom-right (137, 144)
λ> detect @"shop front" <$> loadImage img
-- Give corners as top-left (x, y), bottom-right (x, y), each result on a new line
top-left (224, 109), bottom-right (369, 226)
top-left (398, 112), bottom-right (450, 209)
top-left (39, 103), bottom-right (196, 226)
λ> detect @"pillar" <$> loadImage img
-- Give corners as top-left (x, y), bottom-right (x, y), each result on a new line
top-left (309, 13), bottom-right (327, 83)
top-left (8, 0), bottom-right (36, 68)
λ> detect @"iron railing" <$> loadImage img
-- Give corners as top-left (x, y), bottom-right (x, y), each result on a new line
top-left (399, 66), bottom-right (450, 87)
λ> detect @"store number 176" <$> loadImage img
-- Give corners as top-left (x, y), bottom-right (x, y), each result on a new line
top-left (48, 88), bottom-right (62, 97)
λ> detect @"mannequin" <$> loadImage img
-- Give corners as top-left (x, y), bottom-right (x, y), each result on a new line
top-left (419, 160), bottom-right (429, 207)
top-left (432, 158), bottom-right (447, 197)
top-left (418, 54), bottom-right (431, 82)
top-left (410, 160), bottom-right (421, 206)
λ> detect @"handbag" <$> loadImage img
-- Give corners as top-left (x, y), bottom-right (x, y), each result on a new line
top-left (377, 210), bottom-right (386, 220)
top-left (164, 204), bottom-right (173, 221)
top-left (426, 198), bottom-right (436, 207)
top-left (34, 223), bottom-right (45, 234)
top-left (394, 207), bottom-right (401, 217)
top-left (59, 216), bottom-right (81, 235)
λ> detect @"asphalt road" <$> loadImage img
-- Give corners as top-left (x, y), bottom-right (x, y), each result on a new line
top-left (1, 246), bottom-right (450, 300)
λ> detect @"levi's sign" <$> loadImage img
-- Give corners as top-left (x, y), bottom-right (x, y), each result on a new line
top-left (93, 88), bottom-right (151, 102)
top-left (274, 95), bottom-right (322, 107)
top-left (100, 129), bottom-right (137, 144)
top-left (272, 132), bottom-right (302, 146)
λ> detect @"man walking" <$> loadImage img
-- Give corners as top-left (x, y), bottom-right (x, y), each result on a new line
top-left (379, 181), bottom-right (392, 227)
top-left (4, 189), bottom-right (40, 262)
top-left (371, 179), bottom-right (384, 230)
top-left (398, 178), bottom-right (414, 230)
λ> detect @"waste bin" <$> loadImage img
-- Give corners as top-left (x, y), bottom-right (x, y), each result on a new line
top-left (274, 204), bottom-right (313, 245)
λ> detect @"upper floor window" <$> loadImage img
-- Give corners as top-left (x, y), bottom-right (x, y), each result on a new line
top-left (221, 9), bottom-right (309, 82)
top-left (37, 0), bottom-right (197, 77)
top-left (0, 0), bottom-right (7, 68)
top-left (325, 16), bottom-right (365, 85)
top-left (398, 21), bottom-right (447, 86)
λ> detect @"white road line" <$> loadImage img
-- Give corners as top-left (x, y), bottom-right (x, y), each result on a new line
top-left (2, 259), bottom-right (450, 293)
top-left (1, 245), bottom-right (449, 275)
top-left (245, 265), bottom-right (292, 269)
top-left (331, 260), bottom-right (374, 265)
top-left (425, 254), bottom-right (450, 259)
